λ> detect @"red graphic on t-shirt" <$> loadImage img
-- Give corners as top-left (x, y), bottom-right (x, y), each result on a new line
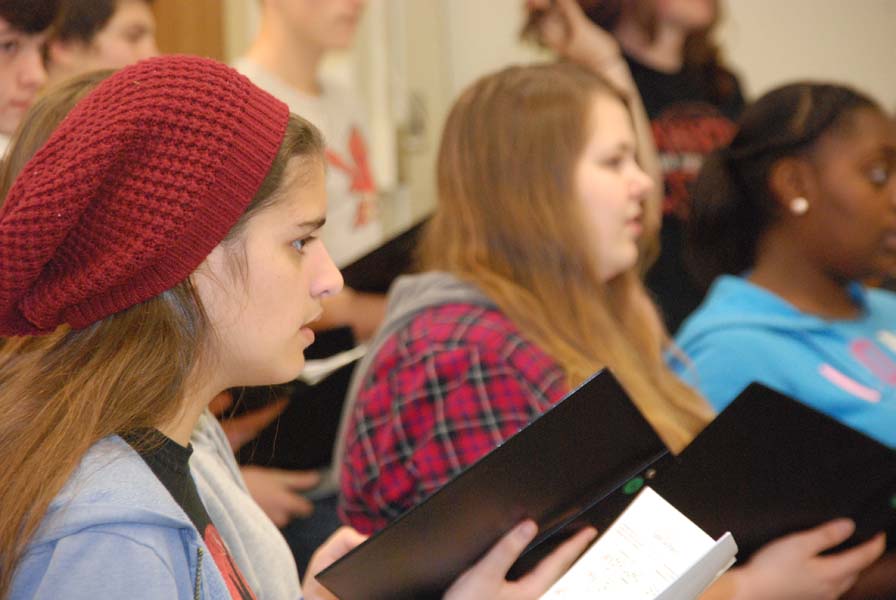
top-left (651, 102), bottom-right (738, 221)
top-left (326, 126), bottom-right (377, 228)
top-left (204, 524), bottom-right (256, 600)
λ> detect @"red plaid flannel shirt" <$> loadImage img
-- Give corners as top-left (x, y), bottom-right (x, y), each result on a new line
top-left (338, 302), bottom-right (568, 534)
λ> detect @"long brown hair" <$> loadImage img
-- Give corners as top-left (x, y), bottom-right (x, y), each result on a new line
top-left (420, 63), bottom-right (712, 452)
top-left (0, 77), bottom-right (324, 594)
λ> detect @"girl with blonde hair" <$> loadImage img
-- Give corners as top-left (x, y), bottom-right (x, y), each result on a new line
top-left (339, 62), bottom-right (884, 599)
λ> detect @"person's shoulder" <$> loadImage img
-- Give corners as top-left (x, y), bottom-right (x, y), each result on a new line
top-left (675, 325), bottom-right (783, 413)
top-left (676, 277), bottom-right (751, 336)
top-left (372, 301), bottom-right (556, 382)
top-left (232, 57), bottom-right (308, 111)
top-left (717, 66), bottom-right (746, 116)
top-left (676, 279), bottom-right (793, 380)
top-left (317, 75), bottom-right (358, 100)
top-left (407, 302), bottom-right (563, 392)
top-left (864, 286), bottom-right (896, 313)
top-left (53, 436), bottom-right (146, 502)
top-left (678, 294), bottom-right (797, 367)
top-left (402, 302), bottom-right (528, 353)
top-left (677, 276), bottom-right (810, 341)
top-left (14, 525), bottom-right (188, 600)
top-left (317, 75), bottom-right (366, 113)
top-left (680, 325), bottom-right (781, 361)
top-left (39, 437), bottom-right (195, 543)
top-left (368, 302), bottom-right (514, 369)
top-left (231, 56), bottom-right (275, 91)
top-left (365, 302), bottom-right (492, 372)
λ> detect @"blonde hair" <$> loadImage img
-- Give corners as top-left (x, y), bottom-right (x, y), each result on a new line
top-left (0, 72), bottom-right (324, 597)
top-left (421, 62), bottom-right (712, 452)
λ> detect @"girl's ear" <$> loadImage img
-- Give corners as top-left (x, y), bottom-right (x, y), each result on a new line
top-left (768, 156), bottom-right (815, 211)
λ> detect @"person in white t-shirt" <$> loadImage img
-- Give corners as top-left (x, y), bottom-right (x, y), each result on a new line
top-left (236, 0), bottom-right (386, 341)
top-left (231, 0), bottom-right (389, 575)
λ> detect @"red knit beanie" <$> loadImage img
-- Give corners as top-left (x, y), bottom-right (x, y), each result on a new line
top-left (0, 55), bottom-right (290, 335)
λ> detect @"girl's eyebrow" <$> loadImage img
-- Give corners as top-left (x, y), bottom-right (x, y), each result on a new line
top-left (295, 217), bottom-right (326, 233)
top-left (604, 141), bottom-right (635, 154)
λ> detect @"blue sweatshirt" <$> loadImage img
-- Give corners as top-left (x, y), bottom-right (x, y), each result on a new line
top-left (11, 436), bottom-right (236, 599)
top-left (674, 275), bottom-right (896, 448)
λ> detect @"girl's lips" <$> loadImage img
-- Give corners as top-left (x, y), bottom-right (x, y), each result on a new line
top-left (300, 326), bottom-right (315, 345)
top-left (300, 312), bottom-right (321, 345)
top-left (7, 100), bottom-right (30, 111)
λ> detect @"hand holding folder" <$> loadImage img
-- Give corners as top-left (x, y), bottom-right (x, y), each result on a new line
top-left (541, 487), bottom-right (736, 599)
top-left (318, 370), bottom-right (672, 599)
top-left (316, 370), bottom-right (896, 599)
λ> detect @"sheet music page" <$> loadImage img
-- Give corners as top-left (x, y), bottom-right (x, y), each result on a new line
top-left (541, 486), bottom-right (717, 599)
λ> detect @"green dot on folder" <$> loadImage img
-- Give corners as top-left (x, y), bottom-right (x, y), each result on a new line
top-left (623, 477), bottom-right (645, 495)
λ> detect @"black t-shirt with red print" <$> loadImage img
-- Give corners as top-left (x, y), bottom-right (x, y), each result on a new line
top-left (626, 53), bottom-right (746, 332)
top-left (126, 431), bottom-right (256, 600)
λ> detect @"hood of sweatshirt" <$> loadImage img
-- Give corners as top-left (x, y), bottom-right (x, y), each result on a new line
top-left (14, 435), bottom-right (238, 599)
top-left (674, 275), bottom-right (896, 446)
top-left (676, 275), bottom-right (871, 346)
top-left (31, 436), bottom-right (197, 545)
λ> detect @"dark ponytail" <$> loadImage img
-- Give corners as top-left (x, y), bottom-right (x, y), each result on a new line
top-left (687, 82), bottom-right (880, 286)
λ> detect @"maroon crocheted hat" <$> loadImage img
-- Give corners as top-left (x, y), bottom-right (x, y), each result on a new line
top-left (0, 55), bottom-right (290, 335)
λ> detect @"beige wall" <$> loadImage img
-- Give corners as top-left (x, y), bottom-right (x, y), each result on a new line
top-left (435, 0), bottom-right (896, 107)
top-left (222, 0), bottom-right (258, 61)
top-left (720, 0), bottom-right (896, 107)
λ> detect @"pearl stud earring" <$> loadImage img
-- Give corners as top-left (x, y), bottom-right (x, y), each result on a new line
top-left (790, 197), bottom-right (809, 215)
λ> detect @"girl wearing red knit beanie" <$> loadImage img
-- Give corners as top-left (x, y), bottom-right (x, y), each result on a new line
top-left (0, 55), bottom-right (595, 600)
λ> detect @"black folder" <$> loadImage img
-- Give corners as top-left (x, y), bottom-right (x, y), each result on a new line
top-left (316, 370), bottom-right (669, 600)
top-left (317, 374), bottom-right (896, 599)
top-left (650, 383), bottom-right (896, 560)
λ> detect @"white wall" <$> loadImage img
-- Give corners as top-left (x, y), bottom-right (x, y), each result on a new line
top-left (720, 0), bottom-right (896, 107)
top-left (441, 0), bottom-right (547, 97)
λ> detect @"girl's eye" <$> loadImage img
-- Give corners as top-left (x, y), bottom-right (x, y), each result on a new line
top-left (124, 28), bottom-right (147, 45)
top-left (868, 164), bottom-right (891, 187)
top-left (600, 156), bottom-right (624, 170)
top-left (0, 39), bottom-right (20, 56)
top-left (291, 235), bottom-right (316, 254)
